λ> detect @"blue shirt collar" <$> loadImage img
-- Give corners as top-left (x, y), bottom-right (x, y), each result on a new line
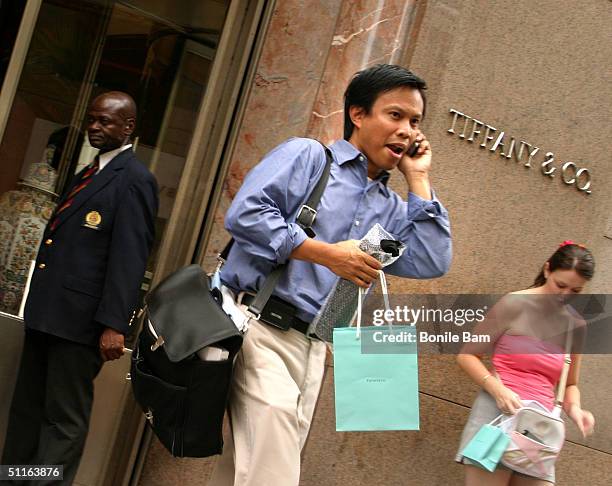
top-left (330, 139), bottom-right (391, 196)
top-left (330, 139), bottom-right (363, 165)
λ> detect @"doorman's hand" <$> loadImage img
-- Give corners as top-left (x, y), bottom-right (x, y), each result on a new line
top-left (100, 327), bottom-right (125, 361)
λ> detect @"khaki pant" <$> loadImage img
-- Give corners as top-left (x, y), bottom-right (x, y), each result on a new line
top-left (209, 315), bottom-right (327, 486)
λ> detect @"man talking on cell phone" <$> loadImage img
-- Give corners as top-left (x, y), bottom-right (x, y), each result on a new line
top-left (209, 64), bottom-right (452, 486)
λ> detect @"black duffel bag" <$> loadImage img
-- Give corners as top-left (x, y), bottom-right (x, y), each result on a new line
top-left (130, 264), bottom-right (243, 458)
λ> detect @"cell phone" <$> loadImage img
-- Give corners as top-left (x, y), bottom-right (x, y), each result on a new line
top-left (521, 429), bottom-right (542, 442)
top-left (407, 141), bottom-right (420, 157)
top-left (380, 239), bottom-right (401, 257)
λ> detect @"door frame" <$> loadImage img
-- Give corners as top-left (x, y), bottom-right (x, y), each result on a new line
top-left (104, 1), bottom-right (276, 484)
top-left (150, 0), bottom-right (274, 282)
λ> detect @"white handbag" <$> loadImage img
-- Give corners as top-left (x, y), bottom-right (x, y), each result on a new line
top-left (500, 400), bottom-right (565, 478)
top-left (512, 404), bottom-right (565, 449)
top-left (499, 327), bottom-right (573, 478)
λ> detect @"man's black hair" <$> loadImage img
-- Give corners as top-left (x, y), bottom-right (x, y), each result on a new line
top-left (343, 64), bottom-right (427, 140)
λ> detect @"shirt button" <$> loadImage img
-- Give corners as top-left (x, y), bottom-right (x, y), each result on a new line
top-left (45, 238), bottom-right (53, 245)
top-left (358, 155), bottom-right (365, 162)
top-left (355, 220), bottom-right (360, 226)
top-left (38, 263), bottom-right (46, 269)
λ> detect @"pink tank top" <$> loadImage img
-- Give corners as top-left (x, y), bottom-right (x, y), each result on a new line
top-left (492, 334), bottom-right (565, 411)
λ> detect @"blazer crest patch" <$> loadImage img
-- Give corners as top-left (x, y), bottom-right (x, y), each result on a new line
top-left (83, 210), bottom-right (102, 229)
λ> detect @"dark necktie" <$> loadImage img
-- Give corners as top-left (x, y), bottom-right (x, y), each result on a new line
top-left (49, 156), bottom-right (100, 231)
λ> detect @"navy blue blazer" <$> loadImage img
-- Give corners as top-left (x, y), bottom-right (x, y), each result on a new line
top-left (25, 149), bottom-right (159, 346)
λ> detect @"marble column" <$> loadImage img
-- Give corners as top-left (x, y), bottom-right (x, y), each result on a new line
top-left (306, 0), bottom-right (419, 143)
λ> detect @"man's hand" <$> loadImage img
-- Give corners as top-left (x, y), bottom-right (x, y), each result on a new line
top-left (99, 327), bottom-right (125, 361)
top-left (398, 132), bottom-right (432, 200)
top-left (327, 240), bottom-right (382, 288)
top-left (290, 239), bottom-right (382, 288)
top-left (398, 132), bottom-right (432, 175)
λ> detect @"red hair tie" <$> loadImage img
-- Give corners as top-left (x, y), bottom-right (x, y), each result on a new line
top-left (559, 240), bottom-right (587, 250)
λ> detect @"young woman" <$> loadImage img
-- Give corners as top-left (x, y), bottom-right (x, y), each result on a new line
top-left (456, 242), bottom-right (596, 485)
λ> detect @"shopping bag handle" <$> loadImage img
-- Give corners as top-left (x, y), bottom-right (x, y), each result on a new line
top-left (489, 413), bottom-right (515, 431)
top-left (354, 270), bottom-right (392, 340)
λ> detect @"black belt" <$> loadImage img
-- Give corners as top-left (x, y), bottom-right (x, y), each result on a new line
top-left (240, 294), bottom-right (310, 335)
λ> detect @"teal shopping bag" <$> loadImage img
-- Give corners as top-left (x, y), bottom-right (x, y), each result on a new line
top-left (461, 422), bottom-right (511, 472)
top-left (333, 326), bottom-right (419, 431)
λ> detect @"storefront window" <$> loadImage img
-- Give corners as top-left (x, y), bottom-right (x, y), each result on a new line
top-left (0, 0), bottom-right (229, 315)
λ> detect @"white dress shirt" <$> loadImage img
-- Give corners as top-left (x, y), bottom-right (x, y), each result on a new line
top-left (97, 144), bottom-right (133, 173)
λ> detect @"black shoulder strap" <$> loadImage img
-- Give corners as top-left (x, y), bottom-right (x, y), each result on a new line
top-left (220, 141), bottom-right (333, 318)
top-left (296, 144), bottom-right (333, 238)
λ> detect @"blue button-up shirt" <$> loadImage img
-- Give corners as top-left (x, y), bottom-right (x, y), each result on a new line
top-left (220, 137), bottom-right (452, 322)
